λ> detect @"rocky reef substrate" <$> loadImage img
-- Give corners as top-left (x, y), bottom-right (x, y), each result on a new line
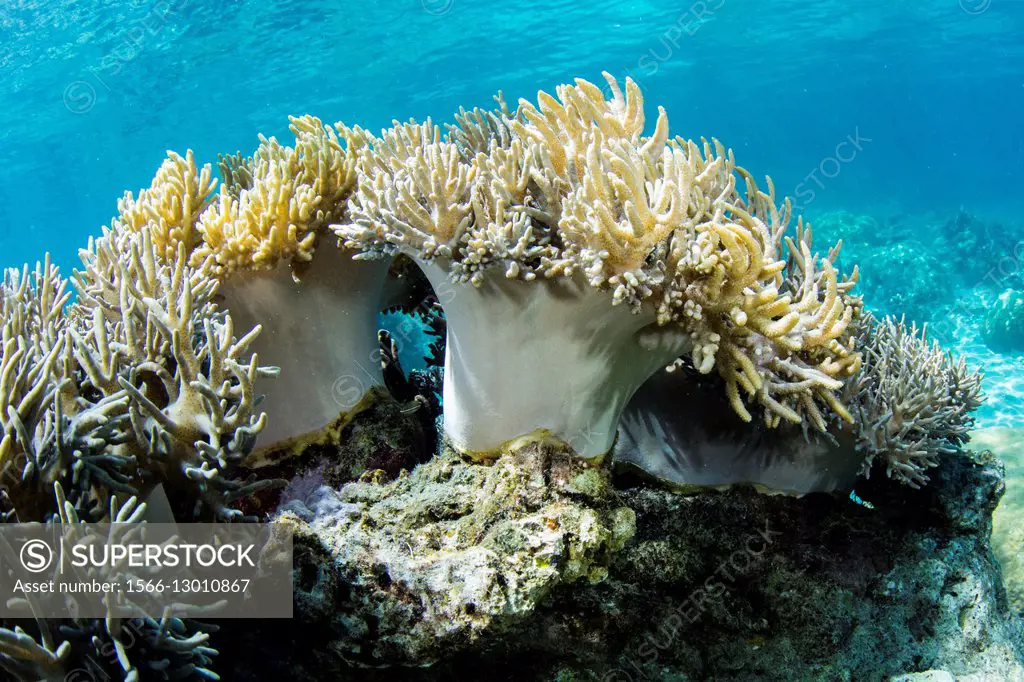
top-left (984, 289), bottom-right (1024, 354)
top-left (218, 434), bottom-right (1024, 681)
top-left (971, 427), bottom-right (1024, 618)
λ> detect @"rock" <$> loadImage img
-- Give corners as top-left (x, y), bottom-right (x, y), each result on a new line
top-left (217, 441), bottom-right (1024, 681)
top-left (242, 388), bottom-right (430, 517)
top-left (889, 672), bottom-right (954, 682)
top-left (287, 439), bottom-right (635, 667)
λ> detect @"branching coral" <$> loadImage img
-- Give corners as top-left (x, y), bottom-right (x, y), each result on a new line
top-left (445, 92), bottom-right (517, 162)
top-left (0, 622), bottom-right (69, 682)
top-left (72, 227), bottom-right (279, 519)
top-left (107, 116), bottom-right (393, 456)
top-left (0, 485), bottom-right (220, 682)
top-left (217, 151), bottom-right (255, 199)
top-left (0, 247), bottom-right (240, 673)
top-left (337, 72), bottom-right (862, 460)
top-left (848, 314), bottom-right (983, 488)
top-left (0, 257), bottom-right (72, 482)
top-left (113, 150), bottom-right (217, 263)
top-left (0, 256), bottom-right (133, 521)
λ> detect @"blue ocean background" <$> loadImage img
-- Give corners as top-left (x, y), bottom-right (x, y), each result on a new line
top-left (1, 0), bottom-right (1023, 425)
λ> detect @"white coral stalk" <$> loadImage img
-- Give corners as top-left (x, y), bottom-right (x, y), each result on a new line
top-left (216, 245), bottom-right (388, 452)
top-left (613, 368), bottom-right (861, 493)
top-left (417, 260), bottom-right (690, 460)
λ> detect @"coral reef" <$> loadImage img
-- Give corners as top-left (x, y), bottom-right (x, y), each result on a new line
top-left (811, 207), bottom-right (1024, 331)
top-left (0, 237), bottom-right (425, 680)
top-left (0, 221), bottom-right (278, 680)
top-left (0, 69), bottom-right (1018, 682)
top-left (984, 289), bottom-right (1024, 353)
top-left (338, 73), bottom-right (862, 461)
top-left (810, 206), bottom-right (1024, 430)
top-left (809, 209), bottom-right (891, 247)
top-left (854, 242), bottom-right (947, 324)
top-left (940, 208), bottom-right (1024, 285)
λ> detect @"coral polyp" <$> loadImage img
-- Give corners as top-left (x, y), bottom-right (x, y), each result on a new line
top-left (338, 73), bottom-right (862, 460)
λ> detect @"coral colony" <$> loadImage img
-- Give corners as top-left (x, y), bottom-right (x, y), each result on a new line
top-left (0, 73), bottom-right (983, 679)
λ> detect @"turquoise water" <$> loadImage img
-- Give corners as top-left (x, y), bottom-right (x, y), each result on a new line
top-left (2, 0), bottom-right (1024, 422)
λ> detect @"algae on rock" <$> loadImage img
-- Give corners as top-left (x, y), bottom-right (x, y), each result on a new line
top-left (216, 435), bottom-right (1024, 682)
top-left (280, 439), bottom-right (635, 667)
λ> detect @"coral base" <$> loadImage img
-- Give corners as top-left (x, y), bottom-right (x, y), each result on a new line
top-left (614, 369), bottom-right (863, 494)
top-left (418, 261), bottom-right (691, 460)
top-left (216, 247), bottom-right (388, 453)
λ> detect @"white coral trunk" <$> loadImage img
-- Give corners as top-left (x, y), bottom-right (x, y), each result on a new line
top-left (418, 261), bottom-right (691, 460)
top-left (217, 247), bottom-right (388, 449)
top-left (614, 370), bottom-right (861, 493)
